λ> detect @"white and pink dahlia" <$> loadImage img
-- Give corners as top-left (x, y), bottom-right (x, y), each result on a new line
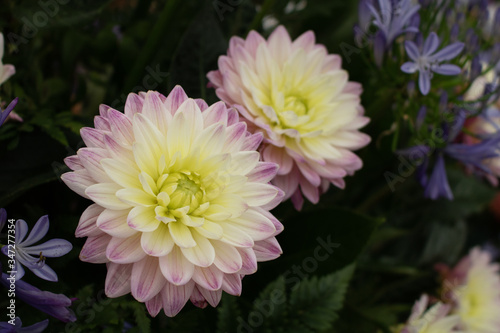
top-left (439, 247), bottom-right (500, 332)
top-left (207, 26), bottom-right (371, 210)
top-left (399, 295), bottom-right (461, 333)
top-left (61, 86), bottom-right (284, 317)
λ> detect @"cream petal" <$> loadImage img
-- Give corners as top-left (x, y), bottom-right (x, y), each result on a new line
top-left (86, 183), bottom-right (130, 210)
top-left (253, 237), bottom-right (282, 261)
top-left (127, 206), bottom-right (160, 232)
top-left (97, 208), bottom-right (136, 238)
top-left (106, 233), bottom-right (146, 264)
top-left (61, 170), bottom-right (95, 199)
top-left (105, 262), bottom-right (132, 298)
top-left (107, 109), bottom-right (134, 146)
top-left (238, 247), bottom-right (258, 274)
top-left (64, 155), bottom-right (84, 171)
top-left (145, 293), bottom-right (163, 317)
top-left (235, 183), bottom-right (279, 207)
top-left (75, 204), bottom-right (104, 238)
top-left (142, 91), bottom-right (171, 134)
top-left (124, 93), bottom-right (144, 118)
top-left (192, 265), bottom-right (224, 291)
top-left (80, 233), bottom-right (112, 263)
top-left (246, 162), bottom-right (279, 183)
top-left (163, 85), bottom-right (189, 115)
top-left (194, 220), bottom-right (224, 240)
top-left (80, 127), bottom-right (106, 149)
top-left (141, 224), bottom-right (175, 257)
top-left (159, 246), bottom-right (194, 285)
top-left (101, 158), bottom-right (141, 189)
top-left (228, 151), bottom-right (260, 175)
top-left (212, 240), bottom-right (242, 274)
top-left (221, 274), bottom-right (242, 296)
top-left (161, 280), bottom-right (195, 317)
top-left (189, 285), bottom-right (208, 309)
top-left (202, 101), bottom-right (228, 126)
top-left (197, 286), bottom-right (223, 307)
top-left (219, 223), bottom-right (254, 248)
top-left (116, 188), bottom-right (156, 207)
top-left (78, 148), bottom-right (112, 183)
top-left (180, 230), bottom-right (215, 267)
top-left (226, 209), bottom-right (276, 241)
top-left (131, 256), bottom-right (166, 302)
top-left (168, 222), bottom-right (196, 248)
top-left (267, 25), bottom-right (292, 65)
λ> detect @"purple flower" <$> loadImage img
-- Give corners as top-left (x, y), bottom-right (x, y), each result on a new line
top-left (367, 0), bottom-right (421, 46)
top-left (401, 32), bottom-right (465, 95)
top-left (0, 98), bottom-right (18, 127)
top-left (1, 215), bottom-right (72, 282)
top-left (0, 317), bottom-right (48, 333)
top-left (423, 153), bottom-right (453, 200)
top-left (0, 267), bottom-right (76, 323)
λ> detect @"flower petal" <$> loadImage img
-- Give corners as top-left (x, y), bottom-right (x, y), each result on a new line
top-left (131, 256), bottom-right (166, 302)
top-left (159, 246), bottom-right (194, 285)
top-left (105, 262), bottom-right (132, 297)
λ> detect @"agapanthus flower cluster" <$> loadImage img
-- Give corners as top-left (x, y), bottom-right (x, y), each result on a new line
top-left (62, 86), bottom-right (285, 317)
top-left (208, 26), bottom-right (370, 210)
top-left (0, 209), bottom-right (76, 329)
top-left (356, 0), bottom-right (500, 199)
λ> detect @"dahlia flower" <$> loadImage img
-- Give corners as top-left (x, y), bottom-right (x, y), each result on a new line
top-left (207, 26), bottom-right (370, 209)
top-left (440, 247), bottom-right (500, 332)
top-left (61, 86), bottom-right (284, 317)
top-left (399, 294), bottom-right (461, 333)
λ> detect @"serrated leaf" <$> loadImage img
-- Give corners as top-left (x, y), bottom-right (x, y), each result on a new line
top-left (288, 265), bottom-right (355, 331)
top-left (130, 302), bottom-right (151, 333)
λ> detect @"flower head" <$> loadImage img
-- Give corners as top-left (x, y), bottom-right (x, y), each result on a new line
top-left (61, 86), bottom-right (284, 317)
top-left (0, 263), bottom-right (76, 323)
top-left (440, 247), bottom-right (500, 332)
top-left (207, 26), bottom-right (370, 210)
top-left (365, 0), bottom-right (421, 46)
top-left (1, 215), bottom-right (73, 282)
top-left (0, 33), bottom-right (15, 86)
top-left (399, 294), bottom-right (462, 333)
top-left (401, 32), bottom-right (464, 95)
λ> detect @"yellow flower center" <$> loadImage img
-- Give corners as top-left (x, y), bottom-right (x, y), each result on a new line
top-left (284, 95), bottom-right (308, 117)
top-left (154, 171), bottom-right (208, 222)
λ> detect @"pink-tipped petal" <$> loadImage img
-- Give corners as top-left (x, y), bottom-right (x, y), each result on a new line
top-left (105, 263), bottom-right (132, 297)
top-left (131, 256), bottom-right (166, 302)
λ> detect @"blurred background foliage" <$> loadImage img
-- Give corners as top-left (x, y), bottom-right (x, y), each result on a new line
top-left (0, 0), bottom-right (499, 332)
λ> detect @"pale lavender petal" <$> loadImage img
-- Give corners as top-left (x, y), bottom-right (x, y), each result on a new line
top-left (401, 62), bottom-right (419, 74)
top-left (432, 64), bottom-right (461, 76)
top-left (423, 32), bottom-right (440, 56)
top-left (431, 42), bottom-right (465, 61)
top-left (418, 70), bottom-right (431, 95)
top-left (404, 41), bottom-right (421, 61)
top-left (24, 239), bottom-right (73, 257)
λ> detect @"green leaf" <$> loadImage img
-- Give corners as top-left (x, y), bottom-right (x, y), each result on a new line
top-left (288, 264), bottom-right (355, 331)
top-left (216, 293), bottom-right (242, 333)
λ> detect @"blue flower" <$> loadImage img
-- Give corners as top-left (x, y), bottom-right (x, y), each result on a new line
top-left (0, 98), bottom-right (18, 127)
top-left (0, 317), bottom-right (48, 333)
top-left (401, 32), bottom-right (464, 95)
top-left (1, 215), bottom-right (72, 282)
top-left (366, 0), bottom-right (421, 46)
top-left (0, 264), bottom-right (76, 323)
top-left (398, 109), bottom-right (500, 200)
